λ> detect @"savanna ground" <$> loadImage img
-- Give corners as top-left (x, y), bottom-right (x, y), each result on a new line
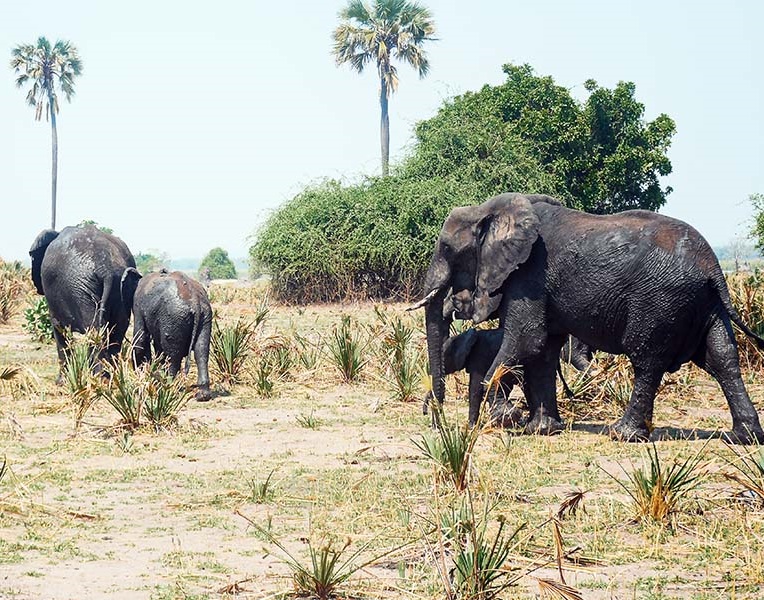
top-left (1, 282), bottom-right (764, 600)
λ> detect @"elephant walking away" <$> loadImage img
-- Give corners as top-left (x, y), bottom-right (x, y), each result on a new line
top-left (436, 328), bottom-right (593, 426)
top-left (121, 268), bottom-right (213, 401)
top-left (414, 193), bottom-right (764, 444)
top-left (29, 225), bottom-right (136, 379)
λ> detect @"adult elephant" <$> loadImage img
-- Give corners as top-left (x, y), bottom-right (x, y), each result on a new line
top-left (121, 268), bottom-right (213, 401)
top-left (412, 193), bottom-right (764, 444)
top-left (29, 225), bottom-right (136, 377)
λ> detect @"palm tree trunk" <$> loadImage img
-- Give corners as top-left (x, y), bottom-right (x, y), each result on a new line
top-left (48, 89), bottom-right (58, 230)
top-left (379, 77), bottom-right (390, 177)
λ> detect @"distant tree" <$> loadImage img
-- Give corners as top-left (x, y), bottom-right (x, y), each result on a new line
top-left (333, 0), bottom-right (435, 176)
top-left (199, 248), bottom-right (236, 280)
top-left (749, 193), bottom-right (764, 253)
top-left (10, 37), bottom-right (83, 229)
top-left (409, 64), bottom-right (675, 213)
top-left (134, 252), bottom-right (168, 274)
top-left (78, 220), bottom-right (113, 235)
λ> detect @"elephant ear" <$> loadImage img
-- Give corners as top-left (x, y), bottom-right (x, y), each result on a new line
top-left (443, 328), bottom-right (478, 374)
top-left (476, 195), bottom-right (540, 295)
top-left (29, 229), bottom-right (59, 295)
top-left (120, 268), bottom-right (142, 313)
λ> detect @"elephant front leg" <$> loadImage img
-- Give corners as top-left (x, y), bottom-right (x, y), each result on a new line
top-left (610, 365), bottom-right (663, 442)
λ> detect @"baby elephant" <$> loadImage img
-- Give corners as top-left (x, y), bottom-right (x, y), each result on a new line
top-left (121, 268), bottom-right (213, 401)
top-left (435, 329), bottom-right (592, 427)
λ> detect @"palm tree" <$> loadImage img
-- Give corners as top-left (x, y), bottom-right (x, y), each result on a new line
top-left (333, 0), bottom-right (435, 176)
top-left (10, 37), bottom-right (83, 229)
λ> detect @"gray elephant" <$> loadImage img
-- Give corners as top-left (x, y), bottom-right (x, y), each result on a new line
top-left (413, 193), bottom-right (764, 443)
top-left (29, 225), bottom-right (136, 378)
top-left (121, 268), bottom-right (213, 401)
top-left (436, 329), bottom-right (593, 426)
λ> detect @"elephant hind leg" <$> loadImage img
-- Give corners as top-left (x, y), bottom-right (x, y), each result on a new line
top-left (192, 318), bottom-right (212, 401)
top-left (610, 364), bottom-right (663, 442)
top-left (693, 316), bottom-right (764, 444)
top-left (521, 341), bottom-right (565, 436)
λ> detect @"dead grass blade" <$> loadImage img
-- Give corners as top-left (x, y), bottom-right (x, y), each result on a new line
top-left (556, 490), bottom-right (587, 520)
top-left (551, 516), bottom-right (566, 584)
top-left (536, 577), bottom-right (584, 600)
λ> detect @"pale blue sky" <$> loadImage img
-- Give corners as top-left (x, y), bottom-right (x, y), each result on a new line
top-left (1, 0), bottom-right (762, 262)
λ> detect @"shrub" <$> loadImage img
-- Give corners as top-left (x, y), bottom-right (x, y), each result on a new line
top-left (0, 260), bottom-right (27, 324)
top-left (23, 297), bottom-right (53, 343)
top-left (199, 247), bottom-right (237, 280)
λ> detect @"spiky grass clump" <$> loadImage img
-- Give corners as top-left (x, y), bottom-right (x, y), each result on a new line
top-left (249, 470), bottom-right (277, 504)
top-left (296, 410), bottom-right (321, 430)
top-left (62, 336), bottom-right (101, 428)
top-left (211, 319), bottom-right (257, 385)
top-left (0, 260), bottom-right (26, 324)
top-left (609, 443), bottom-right (707, 524)
top-left (101, 354), bottom-right (191, 430)
top-left (237, 511), bottom-right (399, 600)
top-left (379, 313), bottom-right (425, 402)
top-left (726, 272), bottom-right (764, 370)
top-left (722, 441), bottom-right (764, 507)
top-left (413, 406), bottom-right (480, 493)
top-left (327, 315), bottom-right (366, 383)
top-left (435, 494), bottom-right (525, 600)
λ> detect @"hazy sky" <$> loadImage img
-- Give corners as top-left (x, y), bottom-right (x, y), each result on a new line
top-left (1, 0), bottom-right (762, 262)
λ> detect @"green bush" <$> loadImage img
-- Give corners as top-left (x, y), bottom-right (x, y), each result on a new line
top-left (250, 63), bottom-right (675, 303)
top-left (23, 297), bottom-right (53, 342)
top-left (199, 247), bottom-right (237, 280)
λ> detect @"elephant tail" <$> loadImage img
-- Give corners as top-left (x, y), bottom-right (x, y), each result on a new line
top-left (711, 272), bottom-right (764, 349)
top-left (185, 303), bottom-right (202, 376)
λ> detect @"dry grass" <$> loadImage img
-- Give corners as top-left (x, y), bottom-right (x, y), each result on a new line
top-left (1, 282), bottom-right (764, 599)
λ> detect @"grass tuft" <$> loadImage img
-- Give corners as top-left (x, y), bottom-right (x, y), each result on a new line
top-left (327, 315), bottom-right (366, 383)
top-left (210, 319), bottom-right (257, 385)
top-left (721, 441), bottom-right (764, 507)
top-left (608, 443), bottom-right (707, 524)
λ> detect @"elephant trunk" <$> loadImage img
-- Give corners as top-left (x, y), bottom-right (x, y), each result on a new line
top-left (424, 287), bottom-right (451, 419)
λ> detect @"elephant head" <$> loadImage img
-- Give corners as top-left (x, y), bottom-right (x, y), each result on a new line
top-left (29, 229), bottom-right (60, 295)
top-left (120, 267), bottom-right (143, 313)
top-left (411, 193), bottom-right (542, 408)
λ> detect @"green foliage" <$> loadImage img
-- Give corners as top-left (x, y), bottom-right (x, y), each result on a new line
top-left (199, 247), bottom-right (237, 280)
top-left (78, 220), bottom-right (113, 234)
top-left (748, 193), bottom-right (764, 253)
top-left (377, 311), bottom-right (425, 402)
top-left (23, 297), bottom-right (53, 342)
top-left (134, 251), bottom-right (166, 274)
top-left (251, 63), bottom-right (674, 302)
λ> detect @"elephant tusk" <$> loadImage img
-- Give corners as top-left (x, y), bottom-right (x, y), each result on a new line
top-left (406, 288), bottom-right (440, 311)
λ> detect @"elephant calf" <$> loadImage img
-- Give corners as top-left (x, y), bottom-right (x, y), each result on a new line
top-left (121, 268), bottom-right (213, 401)
top-left (435, 329), bottom-right (592, 427)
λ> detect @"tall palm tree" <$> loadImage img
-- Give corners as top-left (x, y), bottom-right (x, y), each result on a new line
top-left (11, 37), bottom-right (83, 229)
top-left (333, 0), bottom-right (435, 176)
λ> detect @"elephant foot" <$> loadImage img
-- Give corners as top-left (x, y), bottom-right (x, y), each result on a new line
top-left (489, 403), bottom-right (525, 429)
top-left (524, 413), bottom-right (564, 436)
top-left (609, 418), bottom-right (651, 443)
top-left (726, 425), bottom-right (764, 445)
top-left (194, 387), bottom-right (213, 402)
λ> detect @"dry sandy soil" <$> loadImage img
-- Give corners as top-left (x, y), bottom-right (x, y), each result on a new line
top-left (1, 298), bottom-right (764, 599)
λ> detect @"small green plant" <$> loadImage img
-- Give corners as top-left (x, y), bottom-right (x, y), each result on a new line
top-left (433, 493), bottom-right (526, 600)
top-left (102, 356), bottom-right (144, 429)
top-left (211, 319), bottom-right (257, 384)
top-left (236, 512), bottom-right (401, 600)
top-left (413, 406), bottom-right (481, 492)
top-left (327, 315), bottom-right (366, 383)
top-left (721, 441), bottom-right (764, 507)
top-left (62, 334), bottom-right (100, 428)
top-left (608, 443), bottom-right (707, 524)
top-left (253, 359), bottom-right (276, 397)
top-left (296, 410), bottom-right (321, 430)
top-left (249, 470), bottom-right (277, 503)
top-left (294, 332), bottom-right (322, 371)
top-left (23, 296), bottom-right (53, 342)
